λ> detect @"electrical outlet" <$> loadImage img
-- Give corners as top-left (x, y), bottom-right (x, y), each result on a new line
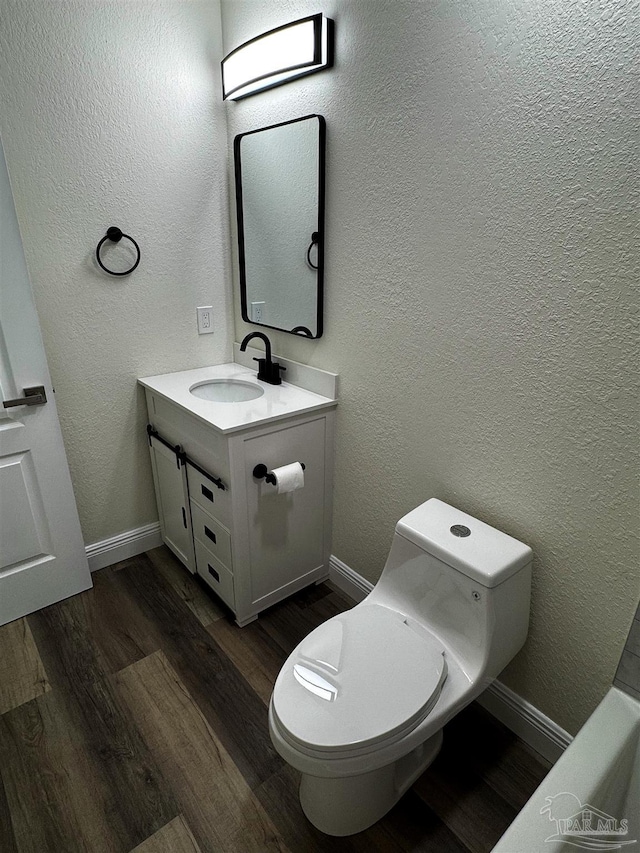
top-left (251, 301), bottom-right (265, 323)
top-left (197, 306), bottom-right (214, 335)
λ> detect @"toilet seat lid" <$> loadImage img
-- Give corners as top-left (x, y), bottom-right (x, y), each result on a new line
top-left (272, 604), bottom-right (447, 754)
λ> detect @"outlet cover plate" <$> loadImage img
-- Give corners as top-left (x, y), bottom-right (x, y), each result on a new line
top-left (197, 306), bottom-right (214, 334)
top-left (250, 301), bottom-right (265, 323)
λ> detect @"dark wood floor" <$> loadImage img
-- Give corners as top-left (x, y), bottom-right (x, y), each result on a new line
top-left (0, 546), bottom-right (551, 852)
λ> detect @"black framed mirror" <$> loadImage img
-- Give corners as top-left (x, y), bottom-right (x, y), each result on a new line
top-left (234, 114), bottom-right (326, 339)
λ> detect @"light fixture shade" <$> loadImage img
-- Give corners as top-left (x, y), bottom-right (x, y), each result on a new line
top-left (222, 13), bottom-right (334, 101)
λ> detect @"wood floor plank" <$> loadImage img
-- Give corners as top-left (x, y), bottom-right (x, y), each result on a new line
top-left (382, 790), bottom-right (475, 853)
top-left (27, 568), bottom-right (159, 689)
top-left (309, 588), bottom-right (354, 616)
top-left (114, 651), bottom-right (290, 853)
top-left (205, 585), bottom-right (352, 707)
top-left (146, 546), bottom-right (227, 627)
top-left (442, 705), bottom-right (550, 811)
top-left (0, 770), bottom-right (18, 853)
top-left (2, 680), bottom-right (179, 852)
top-left (0, 690), bottom-right (130, 853)
top-left (289, 581), bottom-right (335, 610)
top-left (111, 554), bottom-right (282, 790)
top-left (130, 815), bottom-right (202, 853)
top-left (412, 749), bottom-right (518, 853)
top-left (0, 618), bottom-right (50, 714)
top-left (206, 617), bottom-right (285, 705)
top-left (11, 593), bottom-right (180, 853)
top-left (257, 589), bottom-right (349, 658)
top-left (476, 737), bottom-right (550, 812)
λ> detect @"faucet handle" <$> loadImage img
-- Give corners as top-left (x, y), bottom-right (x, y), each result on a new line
top-left (273, 362), bottom-right (287, 382)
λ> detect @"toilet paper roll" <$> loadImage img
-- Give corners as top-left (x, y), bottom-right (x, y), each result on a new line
top-left (271, 462), bottom-right (305, 494)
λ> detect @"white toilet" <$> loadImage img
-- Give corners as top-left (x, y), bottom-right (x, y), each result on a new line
top-left (268, 498), bottom-right (533, 836)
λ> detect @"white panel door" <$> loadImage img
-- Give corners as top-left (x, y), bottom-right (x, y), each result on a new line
top-left (0, 136), bottom-right (91, 625)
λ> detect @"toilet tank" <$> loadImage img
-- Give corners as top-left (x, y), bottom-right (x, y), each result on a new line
top-left (366, 499), bottom-right (533, 682)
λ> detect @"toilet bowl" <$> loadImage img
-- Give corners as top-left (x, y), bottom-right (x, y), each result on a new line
top-left (268, 498), bottom-right (532, 836)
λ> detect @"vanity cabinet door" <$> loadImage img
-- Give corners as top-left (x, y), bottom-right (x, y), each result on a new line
top-left (148, 434), bottom-right (195, 573)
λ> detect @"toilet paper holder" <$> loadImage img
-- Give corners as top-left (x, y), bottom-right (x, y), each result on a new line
top-left (253, 462), bottom-right (305, 485)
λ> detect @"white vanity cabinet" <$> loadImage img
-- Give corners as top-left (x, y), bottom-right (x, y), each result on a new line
top-left (141, 364), bottom-right (336, 627)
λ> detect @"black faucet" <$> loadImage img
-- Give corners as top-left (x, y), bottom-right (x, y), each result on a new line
top-left (239, 332), bottom-right (286, 385)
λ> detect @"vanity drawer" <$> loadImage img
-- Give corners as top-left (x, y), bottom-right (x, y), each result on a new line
top-left (190, 502), bottom-right (233, 570)
top-left (195, 541), bottom-right (234, 609)
top-left (186, 461), bottom-right (231, 528)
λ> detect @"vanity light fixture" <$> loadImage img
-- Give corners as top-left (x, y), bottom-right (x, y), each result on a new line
top-left (221, 13), bottom-right (334, 101)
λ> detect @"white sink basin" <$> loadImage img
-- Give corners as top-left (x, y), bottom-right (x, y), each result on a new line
top-left (189, 379), bottom-right (264, 403)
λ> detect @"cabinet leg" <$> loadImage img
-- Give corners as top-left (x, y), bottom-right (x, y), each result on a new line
top-left (235, 614), bottom-right (258, 628)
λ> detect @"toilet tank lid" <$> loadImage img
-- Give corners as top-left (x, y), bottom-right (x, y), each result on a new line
top-left (396, 498), bottom-right (532, 588)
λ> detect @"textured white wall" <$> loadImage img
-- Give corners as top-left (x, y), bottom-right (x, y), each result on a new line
top-left (222, 0), bottom-right (639, 733)
top-left (0, 0), bottom-right (233, 545)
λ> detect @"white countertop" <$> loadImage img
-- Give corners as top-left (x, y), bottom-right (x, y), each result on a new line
top-left (138, 362), bottom-right (337, 434)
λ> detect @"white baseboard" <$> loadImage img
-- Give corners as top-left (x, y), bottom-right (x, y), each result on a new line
top-left (328, 555), bottom-right (572, 765)
top-left (475, 679), bottom-right (571, 764)
top-left (85, 522), bottom-right (162, 572)
top-left (329, 554), bottom-right (374, 601)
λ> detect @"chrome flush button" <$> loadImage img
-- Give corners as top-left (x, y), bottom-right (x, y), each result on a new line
top-left (450, 524), bottom-right (471, 537)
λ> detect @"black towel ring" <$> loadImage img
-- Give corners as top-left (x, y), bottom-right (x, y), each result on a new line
top-left (96, 226), bottom-right (141, 276)
top-left (306, 231), bottom-right (319, 270)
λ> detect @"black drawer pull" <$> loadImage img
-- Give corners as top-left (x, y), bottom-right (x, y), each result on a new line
top-left (204, 526), bottom-right (217, 544)
top-left (201, 484), bottom-right (214, 502)
top-left (208, 564), bottom-right (219, 582)
top-left (181, 507), bottom-right (187, 529)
